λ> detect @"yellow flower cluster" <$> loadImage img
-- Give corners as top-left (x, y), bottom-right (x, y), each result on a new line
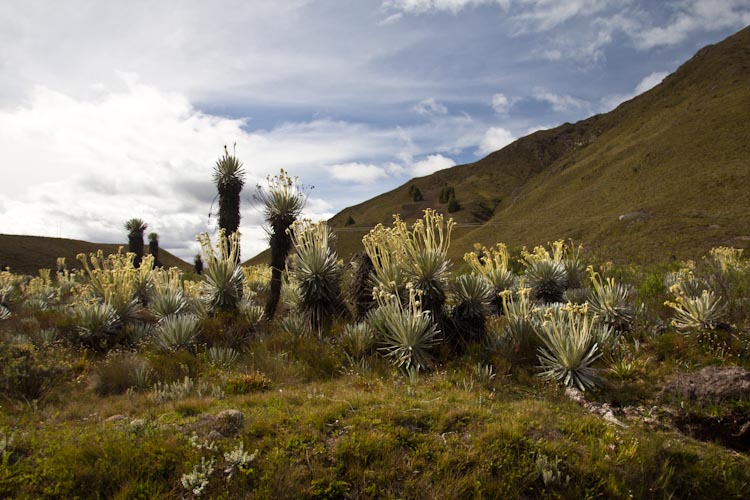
top-left (363, 209), bottom-right (455, 295)
top-left (464, 242), bottom-right (510, 277)
top-left (196, 230), bottom-right (241, 268)
top-left (708, 246), bottom-right (745, 273)
top-left (75, 249), bottom-right (151, 307)
top-left (520, 239), bottom-right (581, 266)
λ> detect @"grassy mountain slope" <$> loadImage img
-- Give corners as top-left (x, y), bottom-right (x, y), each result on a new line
top-left (0, 234), bottom-right (191, 275)
top-left (320, 27), bottom-right (750, 264)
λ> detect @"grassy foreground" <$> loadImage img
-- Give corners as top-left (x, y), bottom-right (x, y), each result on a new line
top-left (1, 328), bottom-right (750, 499)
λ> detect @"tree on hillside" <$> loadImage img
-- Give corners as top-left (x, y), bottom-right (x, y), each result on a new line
top-left (148, 232), bottom-right (162, 268)
top-left (439, 185), bottom-right (455, 204)
top-left (212, 144), bottom-right (245, 259)
top-left (408, 185), bottom-right (424, 202)
top-left (124, 218), bottom-right (148, 268)
top-left (253, 169), bottom-right (307, 321)
top-left (447, 196), bottom-right (460, 213)
top-left (193, 254), bottom-right (203, 275)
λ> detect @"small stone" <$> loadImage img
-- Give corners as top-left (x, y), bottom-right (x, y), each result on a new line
top-left (130, 418), bottom-right (146, 428)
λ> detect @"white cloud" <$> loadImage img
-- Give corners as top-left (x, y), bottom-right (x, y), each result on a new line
top-left (491, 93), bottom-right (511, 113)
top-left (532, 88), bottom-right (588, 112)
top-left (410, 154), bottom-right (456, 176)
top-left (634, 71), bottom-right (669, 94)
top-left (378, 13), bottom-right (404, 26)
top-left (510, 0), bottom-right (623, 33)
top-left (525, 124), bottom-right (550, 135)
top-left (413, 97), bottom-right (448, 116)
top-left (0, 78), bottom-right (486, 260)
top-left (384, 0), bottom-right (510, 14)
top-left (599, 71), bottom-right (669, 111)
top-left (329, 163), bottom-right (389, 183)
top-left (476, 126), bottom-right (515, 156)
top-left (632, 0), bottom-right (750, 50)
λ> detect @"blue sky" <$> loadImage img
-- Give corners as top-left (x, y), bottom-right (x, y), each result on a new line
top-left (0, 0), bottom-right (748, 260)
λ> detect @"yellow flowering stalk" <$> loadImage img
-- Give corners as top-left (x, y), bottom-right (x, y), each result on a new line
top-left (75, 249), bottom-right (143, 322)
top-left (665, 289), bottom-right (727, 332)
top-left (586, 266), bottom-right (634, 332)
top-left (536, 303), bottom-right (602, 391)
top-left (288, 220), bottom-right (345, 336)
top-left (196, 230), bottom-right (244, 312)
top-left (362, 216), bottom-right (408, 294)
top-left (375, 283), bottom-right (440, 372)
top-left (464, 242), bottom-right (516, 312)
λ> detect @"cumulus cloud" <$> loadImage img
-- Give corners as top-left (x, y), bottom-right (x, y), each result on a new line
top-left (329, 163), bottom-right (390, 183)
top-left (0, 77), bottom-right (488, 259)
top-left (476, 127), bottom-right (515, 156)
top-left (532, 88), bottom-right (589, 112)
top-left (0, 80), bottom-right (453, 259)
top-left (384, 0), bottom-right (510, 14)
top-left (510, 0), bottom-right (623, 33)
top-left (410, 154), bottom-right (456, 176)
top-left (634, 71), bottom-right (669, 94)
top-left (491, 93), bottom-right (511, 114)
top-left (631, 0), bottom-right (750, 50)
top-left (413, 97), bottom-right (449, 116)
top-left (600, 71), bottom-right (668, 111)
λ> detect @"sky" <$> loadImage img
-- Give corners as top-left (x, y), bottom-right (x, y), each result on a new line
top-left (0, 0), bottom-right (748, 261)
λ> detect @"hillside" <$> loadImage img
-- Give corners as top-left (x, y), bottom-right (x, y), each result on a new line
top-left (0, 234), bottom-right (191, 275)
top-left (315, 27), bottom-right (750, 264)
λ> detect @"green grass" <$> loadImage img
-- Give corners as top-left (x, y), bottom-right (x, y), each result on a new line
top-left (2, 361), bottom-right (750, 499)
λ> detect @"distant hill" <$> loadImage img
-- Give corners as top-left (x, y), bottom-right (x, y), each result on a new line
top-left (0, 234), bottom-right (191, 275)
top-left (249, 27), bottom-right (750, 266)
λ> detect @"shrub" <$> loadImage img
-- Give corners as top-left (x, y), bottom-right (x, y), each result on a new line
top-left (340, 322), bottom-right (377, 360)
top-left (535, 304), bottom-right (603, 390)
top-left (501, 288), bottom-right (540, 363)
top-left (438, 185), bottom-right (455, 204)
top-left (147, 350), bottom-right (201, 383)
top-left (74, 302), bottom-right (120, 349)
top-left (376, 288), bottom-right (440, 372)
top-left (223, 372), bottom-right (272, 394)
top-left (154, 314), bottom-right (200, 352)
top-left (464, 243), bottom-right (516, 314)
top-left (401, 209), bottom-right (454, 325)
top-left (0, 342), bottom-right (69, 401)
top-left (149, 288), bottom-right (187, 320)
top-left (279, 313), bottom-right (306, 337)
top-left (408, 185), bottom-right (424, 201)
top-left (346, 251), bottom-right (376, 320)
top-left (666, 289), bottom-right (728, 332)
top-left (197, 230), bottom-right (244, 313)
top-left (288, 221), bottom-right (347, 336)
top-left (92, 353), bottom-right (151, 396)
top-left (586, 267), bottom-right (635, 332)
top-left (447, 196), bottom-right (460, 213)
top-left (205, 346), bottom-right (240, 370)
top-left (449, 273), bottom-right (494, 346)
top-left (525, 259), bottom-right (568, 304)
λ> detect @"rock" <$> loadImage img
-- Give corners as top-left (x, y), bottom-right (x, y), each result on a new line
top-left (662, 366), bottom-right (750, 452)
top-left (198, 409), bottom-right (244, 437)
top-left (660, 366), bottom-right (750, 404)
top-left (104, 414), bottom-right (126, 422)
top-left (208, 430), bottom-right (224, 442)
